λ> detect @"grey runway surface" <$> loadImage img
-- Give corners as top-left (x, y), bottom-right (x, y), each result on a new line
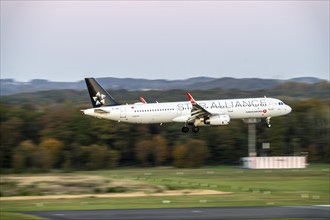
top-left (26, 206), bottom-right (330, 220)
top-left (28, 206), bottom-right (330, 220)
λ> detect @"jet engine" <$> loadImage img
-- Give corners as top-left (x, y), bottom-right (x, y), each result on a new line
top-left (204, 115), bottom-right (230, 125)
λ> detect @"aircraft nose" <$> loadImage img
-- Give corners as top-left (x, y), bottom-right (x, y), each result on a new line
top-left (286, 105), bottom-right (292, 113)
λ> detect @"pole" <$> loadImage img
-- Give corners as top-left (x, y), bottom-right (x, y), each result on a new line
top-left (248, 123), bottom-right (257, 157)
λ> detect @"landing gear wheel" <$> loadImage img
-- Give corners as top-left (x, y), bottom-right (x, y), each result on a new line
top-left (267, 124), bottom-right (272, 128)
top-left (192, 126), bottom-right (199, 133)
top-left (182, 126), bottom-right (189, 133)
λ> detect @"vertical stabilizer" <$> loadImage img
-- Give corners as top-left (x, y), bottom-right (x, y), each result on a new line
top-left (85, 78), bottom-right (119, 107)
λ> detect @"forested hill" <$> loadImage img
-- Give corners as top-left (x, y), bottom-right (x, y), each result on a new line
top-left (1, 80), bottom-right (329, 106)
top-left (0, 76), bottom-right (326, 96)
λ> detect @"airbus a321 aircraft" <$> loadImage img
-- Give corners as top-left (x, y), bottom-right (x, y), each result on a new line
top-left (82, 78), bottom-right (292, 133)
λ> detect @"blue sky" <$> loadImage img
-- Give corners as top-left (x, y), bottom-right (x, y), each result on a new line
top-left (1, 1), bottom-right (329, 82)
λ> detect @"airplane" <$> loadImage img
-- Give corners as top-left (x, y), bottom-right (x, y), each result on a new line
top-left (82, 78), bottom-right (292, 133)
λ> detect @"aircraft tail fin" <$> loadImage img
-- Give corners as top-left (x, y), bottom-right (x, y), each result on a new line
top-left (85, 78), bottom-right (120, 107)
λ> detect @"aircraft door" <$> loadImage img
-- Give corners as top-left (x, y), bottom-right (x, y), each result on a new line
top-left (120, 107), bottom-right (126, 118)
top-left (177, 104), bottom-right (183, 116)
top-left (228, 105), bottom-right (233, 112)
top-left (268, 100), bottom-right (274, 110)
top-left (225, 101), bottom-right (233, 112)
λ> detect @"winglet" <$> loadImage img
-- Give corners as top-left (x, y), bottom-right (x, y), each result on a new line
top-left (186, 92), bottom-right (196, 104)
top-left (140, 96), bottom-right (147, 104)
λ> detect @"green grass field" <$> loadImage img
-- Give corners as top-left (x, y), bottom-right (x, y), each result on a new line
top-left (1, 164), bottom-right (329, 219)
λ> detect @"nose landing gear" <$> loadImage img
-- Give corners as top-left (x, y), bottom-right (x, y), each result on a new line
top-left (266, 117), bottom-right (271, 128)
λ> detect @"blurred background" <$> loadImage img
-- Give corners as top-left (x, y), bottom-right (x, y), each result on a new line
top-left (1, 2), bottom-right (329, 219)
top-left (0, 77), bottom-right (329, 172)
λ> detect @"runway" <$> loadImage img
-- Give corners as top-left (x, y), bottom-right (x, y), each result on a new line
top-left (26, 205), bottom-right (330, 220)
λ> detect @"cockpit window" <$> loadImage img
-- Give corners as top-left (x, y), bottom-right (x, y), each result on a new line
top-left (278, 102), bottom-right (284, 105)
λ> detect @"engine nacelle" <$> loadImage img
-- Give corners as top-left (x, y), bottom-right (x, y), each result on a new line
top-left (205, 115), bottom-right (230, 125)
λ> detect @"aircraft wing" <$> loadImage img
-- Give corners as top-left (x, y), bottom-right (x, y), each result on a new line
top-left (186, 92), bottom-right (213, 122)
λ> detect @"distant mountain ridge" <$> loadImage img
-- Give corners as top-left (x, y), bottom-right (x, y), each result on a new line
top-left (0, 77), bottom-right (326, 96)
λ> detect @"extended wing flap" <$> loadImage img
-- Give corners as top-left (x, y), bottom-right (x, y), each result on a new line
top-left (186, 92), bottom-right (212, 122)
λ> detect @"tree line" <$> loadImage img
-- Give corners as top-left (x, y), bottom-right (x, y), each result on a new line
top-left (0, 88), bottom-right (329, 172)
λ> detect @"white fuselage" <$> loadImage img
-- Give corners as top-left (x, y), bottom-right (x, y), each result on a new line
top-left (83, 97), bottom-right (291, 125)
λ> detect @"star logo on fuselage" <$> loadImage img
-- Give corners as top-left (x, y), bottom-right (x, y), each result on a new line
top-left (93, 92), bottom-right (106, 106)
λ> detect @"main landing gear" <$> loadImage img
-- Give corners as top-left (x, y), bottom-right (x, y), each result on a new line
top-left (266, 117), bottom-right (271, 128)
top-left (182, 126), bottom-right (189, 133)
top-left (192, 126), bottom-right (199, 133)
top-left (181, 126), bottom-right (199, 133)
